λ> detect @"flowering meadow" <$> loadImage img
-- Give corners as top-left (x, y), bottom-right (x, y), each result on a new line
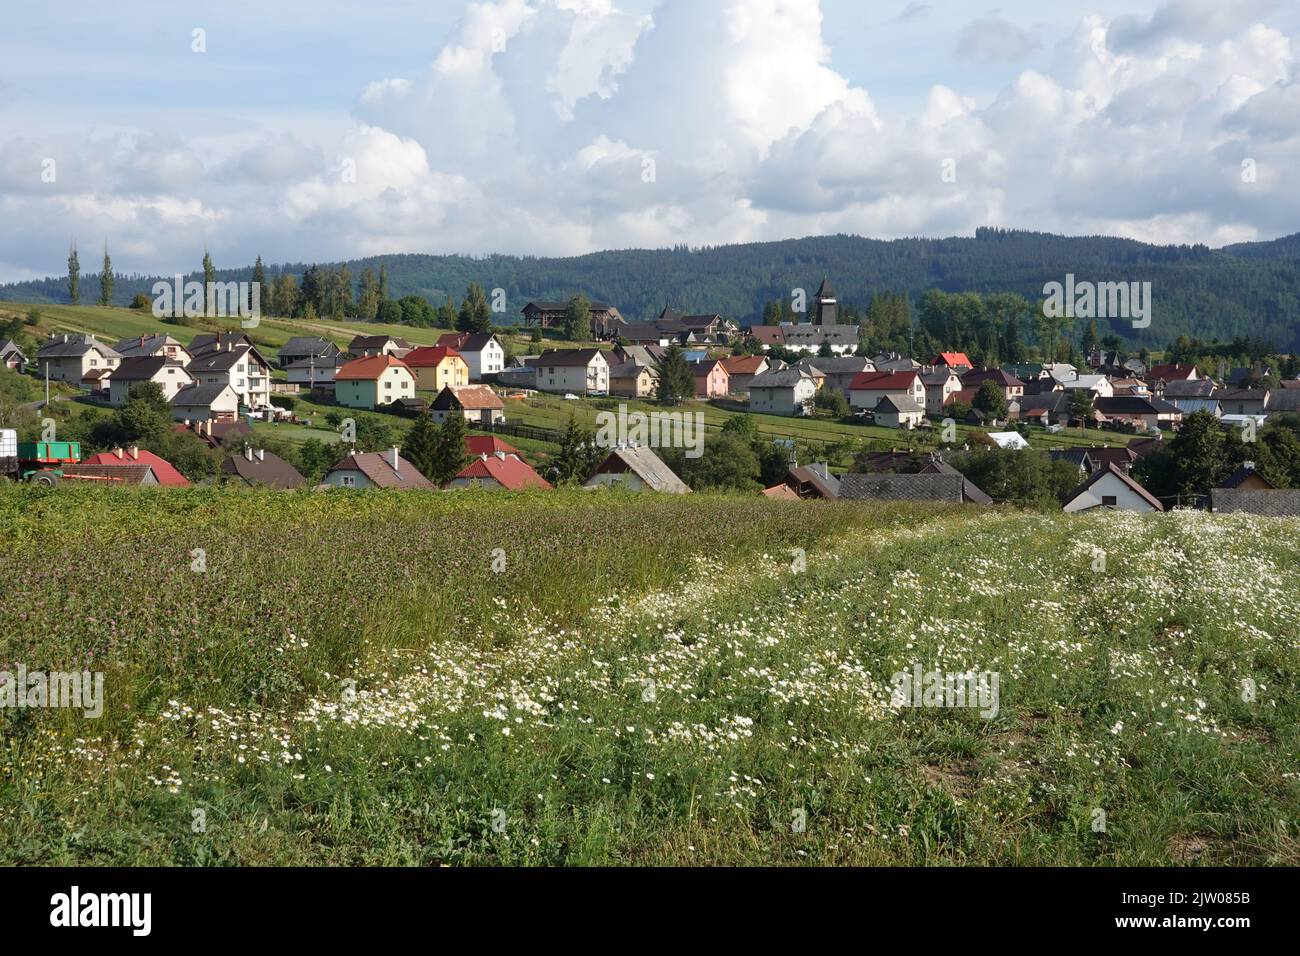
top-left (0, 484), bottom-right (1296, 865)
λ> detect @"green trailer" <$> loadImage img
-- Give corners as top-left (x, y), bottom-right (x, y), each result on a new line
top-left (15, 440), bottom-right (82, 485)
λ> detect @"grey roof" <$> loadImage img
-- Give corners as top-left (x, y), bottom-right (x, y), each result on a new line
top-left (113, 333), bottom-right (184, 357)
top-left (0, 339), bottom-right (27, 359)
top-left (222, 449), bottom-right (305, 489)
top-left (1266, 389), bottom-right (1300, 412)
top-left (112, 356), bottom-right (186, 381)
top-left (188, 346), bottom-right (256, 373)
top-left (171, 383), bottom-right (235, 407)
top-left (1210, 488), bottom-right (1300, 516)
top-left (789, 463), bottom-right (840, 499)
top-left (279, 336), bottom-right (338, 359)
top-left (915, 460), bottom-right (996, 504)
top-left (1168, 398), bottom-right (1221, 415)
top-left (837, 473), bottom-right (977, 504)
top-left (537, 348), bottom-right (605, 366)
top-left (37, 333), bottom-right (120, 360)
top-left (609, 361), bottom-right (652, 379)
top-left (189, 332), bottom-right (252, 354)
top-left (874, 395), bottom-right (925, 414)
top-left (749, 368), bottom-right (813, 389)
top-left (795, 356), bottom-right (872, 374)
top-left (1163, 378), bottom-right (1215, 398)
top-left (779, 325), bottom-right (859, 346)
top-left (586, 445), bottom-right (690, 493)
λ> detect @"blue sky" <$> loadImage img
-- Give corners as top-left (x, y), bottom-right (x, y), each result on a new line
top-left (1, 0), bottom-right (1298, 281)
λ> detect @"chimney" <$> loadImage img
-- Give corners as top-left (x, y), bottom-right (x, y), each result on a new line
top-left (389, 446), bottom-right (400, 472)
top-left (255, 449), bottom-right (264, 462)
top-left (128, 446), bottom-right (139, 460)
top-left (113, 447), bottom-right (124, 460)
top-left (495, 451), bottom-right (506, 460)
top-left (1244, 461), bottom-right (1256, 471)
top-left (245, 446), bottom-right (254, 462)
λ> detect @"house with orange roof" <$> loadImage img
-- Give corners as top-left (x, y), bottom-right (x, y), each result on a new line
top-left (719, 354), bottom-right (770, 393)
top-left (465, 435), bottom-right (520, 457)
top-left (847, 370), bottom-right (926, 413)
top-left (335, 355), bottom-right (416, 410)
top-left (932, 352), bottom-right (973, 370)
top-left (403, 345), bottom-right (470, 392)
top-left (82, 446), bottom-right (190, 487)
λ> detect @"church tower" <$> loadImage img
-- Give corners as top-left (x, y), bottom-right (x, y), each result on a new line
top-left (813, 276), bottom-right (837, 326)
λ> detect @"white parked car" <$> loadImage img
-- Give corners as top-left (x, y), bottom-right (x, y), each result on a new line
top-left (563, 393), bottom-right (579, 401)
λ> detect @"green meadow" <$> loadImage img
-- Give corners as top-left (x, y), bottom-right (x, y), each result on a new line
top-left (1, 485), bottom-right (1295, 865)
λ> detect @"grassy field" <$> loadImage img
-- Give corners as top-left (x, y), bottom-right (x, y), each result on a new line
top-left (0, 485), bottom-right (1295, 865)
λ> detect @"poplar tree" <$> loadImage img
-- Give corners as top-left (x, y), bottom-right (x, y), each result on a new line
top-left (98, 244), bottom-right (114, 307)
top-left (202, 251), bottom-right (215, 316)
top-left (67, 243), bottom-right (80, 305)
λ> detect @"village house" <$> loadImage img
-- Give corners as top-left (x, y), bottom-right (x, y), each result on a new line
top-left (347, 334), bottom-right (412, 358)
top-left (837, 472), bottom-right (992, 505)
top-left (745, 326), bottom-right (786, 351)
top-left (608, 362), bottom-right (658, 399)
top-left (872, 395), bottom-right (926, 429)
top-left (873, 352), bottom-right (922, 373)
top-left (1094, 395), bottom-right (1183, 430)
top-left (931, 352), bottom-right (973, 371)
top-left (83, 446), bottom-right (190, 486)
top-left (403, 345), bottom-right (470, 392)
top-left (961, 368), bottom-right (1026, 400)
top-left (794, 355), bottom-right (874, 397)
top-left (174, 417), bottom-right (250, 447)
top-left (170, 383), bottom-right (240, 422)
top-left (447, 451), bottom-right (552, 491)
top-left (276, 336), bottom-right (340, 368)
top-left (429, 384), bottom-right (505, 426)
top-left (1, 339), bottom-right (28, 370)
top-left (748, 368), bottom-right (817, 416)
top-left (612, 343), bottom-right (666, 368)
top-left (536, 348), bottom-right (610, 396)
top-left (221, 447), bottom-right (305, 489)
top-left (1217, 461), bottom-right (1274, 491)
top-left (36, 333), bottom-right (121, 384)
top-left (1062, 462), bottom-right (1164, 513)
top-left (848, 370), bottom-right (926, 412)
top-left (113, 333), bottom-right (192, 364)
top-left (108, 356), bottom-right (194, 406)
top-left (283, 354), bottom-right (345, 386)
top-left (1059, 374), bottom-right (1114, 398)
top-left (719, 355), bottom-right (770, 393)
top-left (920, 368), bottom-right (963, 415)
top-left (693, 359), bottom-right (730, 399)
top-left (1208, 487), bottom-right (1300, 517)
top-left (186, 342), bottom-right (273, 408)
top-left (1213, 388), bottom-right (1269, 417)
top-left (334, 355), bottom-right (416, 410)
top-left (435, 332), bottom-right (506, 380)
top-left (584, 445), bottom-right (690, 493)
top-left (620, 321), bottom-right (689, 347)
top-left (320, 447), bottom-right (434, 490)
top-left (778, 324), bottom-right (859, 356)
top-left (1146, 363), bottom-right (1199, 388)
top-left (1049, 446), bottom-right (1139, 475)
top-left (60, 461), bottom-right (159, 485)
top-left (762, 462), bottom-right (840, 500)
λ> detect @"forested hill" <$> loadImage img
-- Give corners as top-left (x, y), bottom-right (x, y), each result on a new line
top-left (5, 228), bottom-right (1300, 349)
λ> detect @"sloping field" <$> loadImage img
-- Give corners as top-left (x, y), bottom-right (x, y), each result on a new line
top-left (0, 486), bottom-right (1296, 865)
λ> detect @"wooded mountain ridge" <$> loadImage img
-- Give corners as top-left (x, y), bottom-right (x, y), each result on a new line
top-left (4, 228), bottom-right (1299, 349)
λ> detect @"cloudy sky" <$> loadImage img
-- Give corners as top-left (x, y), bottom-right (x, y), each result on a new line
top-left (1, 0), bottom-right (1298, 282)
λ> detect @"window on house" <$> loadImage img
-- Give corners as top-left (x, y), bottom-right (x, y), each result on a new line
top-left (1102, 495), bottom-right (1117, 506)
top-left (342, 475), bottom-right (355, 487)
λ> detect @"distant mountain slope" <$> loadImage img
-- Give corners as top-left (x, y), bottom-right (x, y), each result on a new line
top-left (5, 228), bottom-right (1300, 348)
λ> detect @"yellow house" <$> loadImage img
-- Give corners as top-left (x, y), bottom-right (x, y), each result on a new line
top-left (335, 355), bottom-right (417, 409)
top-left (403, 345), bottom-right (470, 391)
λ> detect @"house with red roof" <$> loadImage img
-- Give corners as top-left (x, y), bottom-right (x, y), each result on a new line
top-left (465, 435), bottom-right (520, 458)
top-left (1147, 363), bottom-right (1200, 387)
top-left (847, 370), bottom-right (926, 413)
top-left (82, 446), bottom-right (190, 486)
top-left (447, 451), bottom-right (552, 491)
top-left (931, 352), bottom-right (973, 370)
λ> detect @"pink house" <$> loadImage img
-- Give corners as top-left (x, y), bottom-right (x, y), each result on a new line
top-left (693, 359), bottom-right (730, 399)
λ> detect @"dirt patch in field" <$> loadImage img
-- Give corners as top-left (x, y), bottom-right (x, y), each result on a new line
top-left (1167, 834), bottom-right (1218, 863)
top-left (920, 759), bottom-right (979, 797)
